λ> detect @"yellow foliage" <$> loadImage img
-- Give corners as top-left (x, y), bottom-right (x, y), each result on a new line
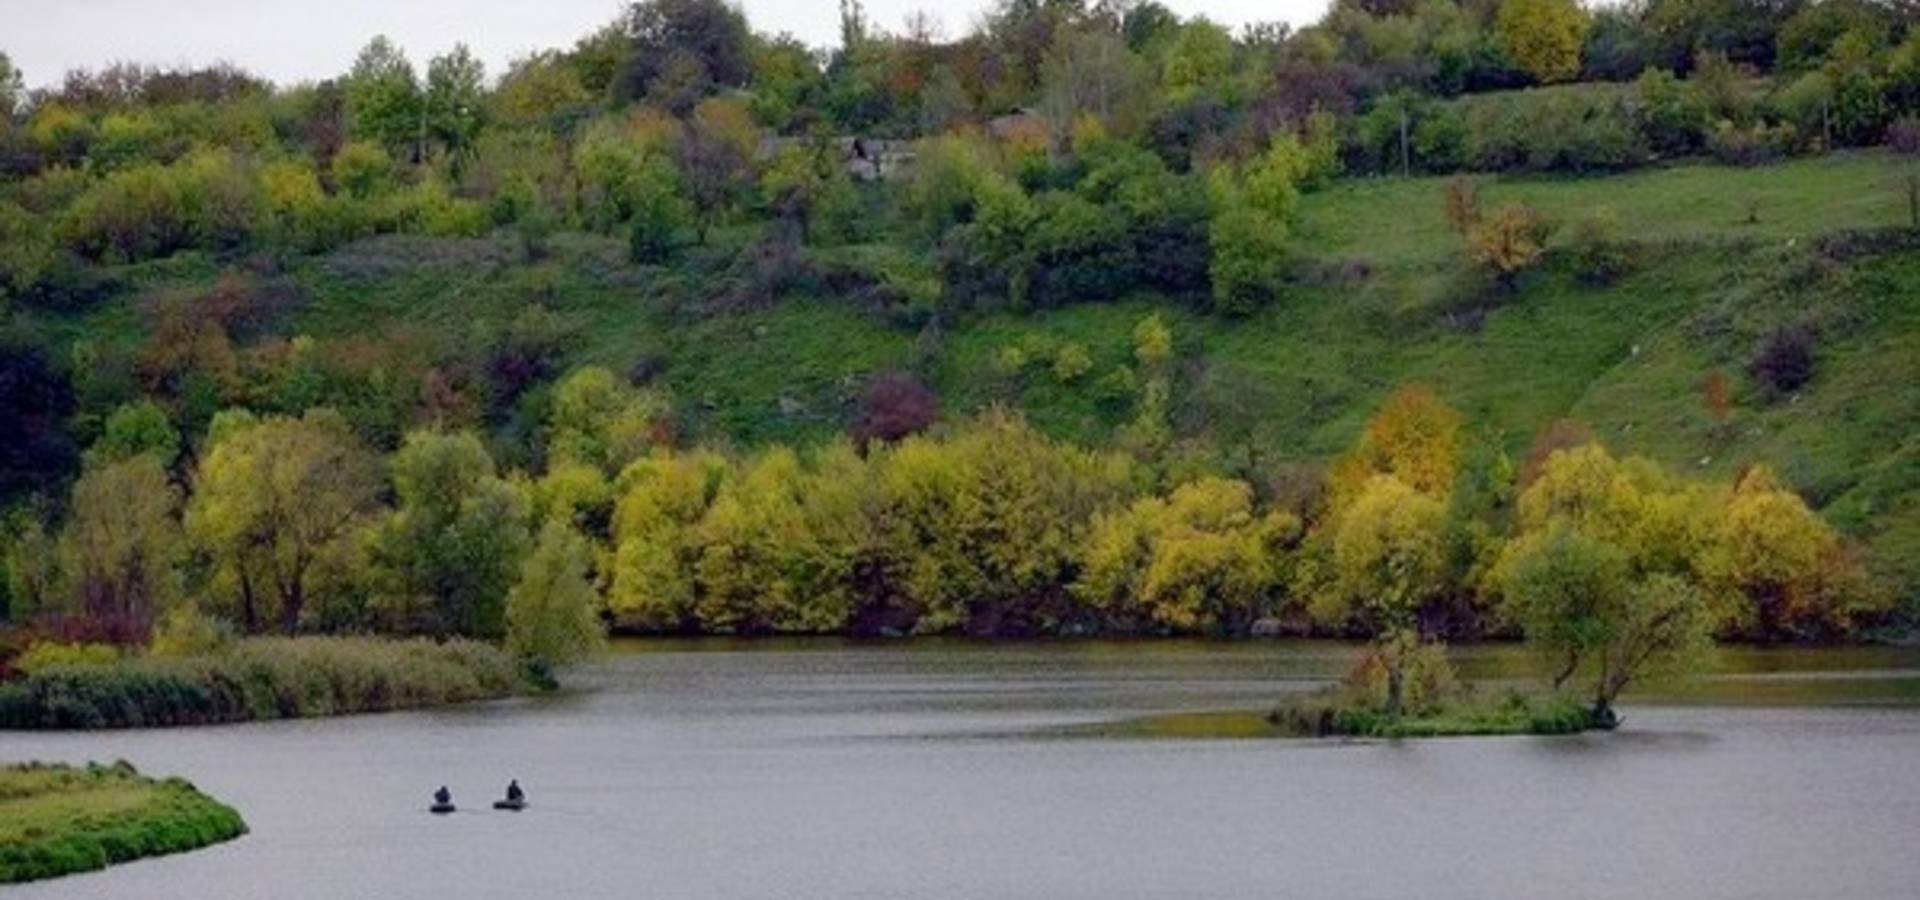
top-left (1467, 203), bottom-right (1550, 283)
top-left (1078, 477), bottom-right (1299, 630)
top-left (1696, 465), bottom-right (1872, 636)
top-left (1329, 385), bottom-right (1464, 510)
top-left (1319, 475), bottom-right (1450, 629)
top-left (1496, 0), bottom-right (1591, 84)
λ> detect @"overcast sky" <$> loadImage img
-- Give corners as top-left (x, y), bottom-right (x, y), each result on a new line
top-left (5, 0), bottom-right (1331, 89)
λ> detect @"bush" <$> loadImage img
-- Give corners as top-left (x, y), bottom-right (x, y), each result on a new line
top-left (13, 641), bottom-right (120, 675)
top-left (1707, 120), bottom-right (1796, 166)
top-left (0, 636), bottom-right (519, 729)
top-left (1748, 324), bottom-right (1816, 394)
top-left (1564, 208), bottom-right (1632, 285)
top-left (1889, 116), bottom-right (1920, 156)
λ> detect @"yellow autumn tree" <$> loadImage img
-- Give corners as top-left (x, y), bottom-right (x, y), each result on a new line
top-left (1696, 465), bottom-right (1873, 638)
top-left (1077, 477), bottom-right (1300, 632)
top-left (606, 450), bottom-right (730, 630)
top-left (1496, 0), bottom-right (1590, 84)
top-left (1315, 475), bottom-right (1452, 717)
top-left (1329, 385), bottom-right (1465, 511)
top-left (186, 409), bottom-right (380, 634)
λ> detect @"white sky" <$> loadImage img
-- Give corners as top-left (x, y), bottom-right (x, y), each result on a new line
top-left (4, 0), bottom-right (1333, 90)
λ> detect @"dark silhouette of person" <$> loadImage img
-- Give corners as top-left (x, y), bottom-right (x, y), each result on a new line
top-left (505, 780), bottom-right (524, 804)
top-left (434, 786), bottom-right (452, 805)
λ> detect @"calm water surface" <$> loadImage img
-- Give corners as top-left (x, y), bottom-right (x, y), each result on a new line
top-left (6, 640), bottom-right (1920, 900)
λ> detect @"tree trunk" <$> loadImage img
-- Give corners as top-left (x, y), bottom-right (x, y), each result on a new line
top-left (1386, 663), bottom-right (1405, 720)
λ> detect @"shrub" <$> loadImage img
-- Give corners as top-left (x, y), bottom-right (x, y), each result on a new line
top-left (1707, 120), bottom-right (1796, 166)
top-left (1052, 343), bottom-right (1094, 383)
top-left (852, 371), bottom-right (939, 446)
top-left (13, 641), bottom-right (120, 675)
top-left (1888, 116), bottom-right (1920, 156)
top-left (1467, 203), bottom-right (1551, 290)
top-left (1564, 208), bottom-right (1632, 285)
top-left (1748, 325), bottom-right (1816, 394)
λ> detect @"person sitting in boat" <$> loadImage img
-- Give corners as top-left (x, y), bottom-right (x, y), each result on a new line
top-left (434, 786), bottom-right (452, 806)
top-left (505, 780), bottom-right (524, 804)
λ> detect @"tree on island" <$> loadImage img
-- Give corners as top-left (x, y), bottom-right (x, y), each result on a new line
top-left (1495, 444), bottom-right (1714, 725)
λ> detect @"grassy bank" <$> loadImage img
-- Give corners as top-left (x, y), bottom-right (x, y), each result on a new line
top-left (0, 761), bottom-right (246, 884)
top-left (0, 636), bottom-right (520, 729)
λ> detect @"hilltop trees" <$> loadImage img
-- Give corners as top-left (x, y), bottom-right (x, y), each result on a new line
top-left (615, 0), bottom-right (753, 110)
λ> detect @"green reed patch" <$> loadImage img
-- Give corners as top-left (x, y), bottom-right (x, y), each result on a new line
top-left (0, 761), bottom-right (246, 884)
top-left (0, 636), bottom-right (520, 729)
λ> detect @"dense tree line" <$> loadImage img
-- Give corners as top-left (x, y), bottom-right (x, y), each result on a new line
top-left (0, 1), bottom-right (1910, 667)
top-left (2, 349), bottom-right (1882, 657)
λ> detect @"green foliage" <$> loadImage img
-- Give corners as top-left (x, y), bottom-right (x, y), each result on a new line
top-left (346, 36), bottom-right (423, 155)
top-left (547, 366), bottom-right (669, 473)
top-left (370, 431), bottom-right (530, 638)
top-left (504, 518), bottom-right (605, 674)
top-left (185, 409), bottom-right (379, 634)
top-left (87, 400), bottom-right (178, 466)
top-left (0, 637), bottom-right (518, 729)
top-left (0, 762), bottom-right (247, 884)
top-left (13, 641), bottom-right (121, 675)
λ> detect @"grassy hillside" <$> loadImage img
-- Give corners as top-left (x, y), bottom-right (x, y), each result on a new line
top-left (37, 151), bottom-right (1920, 605)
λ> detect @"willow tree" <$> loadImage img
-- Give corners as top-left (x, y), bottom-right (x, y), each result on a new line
top-left (186, 409), bottom-right (379, 634)
top-left (1495, 443), bottom-right (1715, 725)
top-left (60, 453), bottom-right (183, 639)
top-left (506, 518), bottom-right (606, 678)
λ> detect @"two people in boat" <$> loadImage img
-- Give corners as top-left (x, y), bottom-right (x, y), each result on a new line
top-left (429, 781), bottom-right (525, 812)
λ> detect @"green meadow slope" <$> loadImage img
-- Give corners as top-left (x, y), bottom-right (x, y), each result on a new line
top-left (55, 150), bottom-right (1920, 605)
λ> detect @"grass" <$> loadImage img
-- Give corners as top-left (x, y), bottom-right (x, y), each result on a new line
top-left (0, 636), bottom-right (520, 729)
top-left (0, 761), bottom-right (246, 884)
top-left (1296, 151), bottom-right (1914, 271)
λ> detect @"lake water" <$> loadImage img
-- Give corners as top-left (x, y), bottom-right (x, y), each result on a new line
top-left (7, 640), bottom-right (1920, 900)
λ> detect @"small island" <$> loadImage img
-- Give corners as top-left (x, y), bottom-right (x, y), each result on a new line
top-left (0, 761), bottom-right (246, 884)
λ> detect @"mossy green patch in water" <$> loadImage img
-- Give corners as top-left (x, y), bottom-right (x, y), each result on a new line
top-left (0, 761), bottom-right (247, 884)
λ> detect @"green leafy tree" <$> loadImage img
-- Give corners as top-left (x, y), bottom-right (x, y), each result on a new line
top-left (547, 366), bottom-right (670, 474)
top-left (59, 454), bottom-right (184, 638)
top-left (87, 400), bottom-right (179, 467)
top-left (425, 44), bottom-right (487, 158)
top-left (1499, 523), bottom-right (1711, 723)
top-left (0, 52), bottom-right (22, 122)
top-left (1162, 19), bottom-right (1234, 102)
top-left (346, 36), bottom-right (424, 157)
top-left (186, 409), bottom-right (379, 633)
top-left (371, 430), bottom-right (530, 638)
top-left (505, 518), bottom-right (606, 674)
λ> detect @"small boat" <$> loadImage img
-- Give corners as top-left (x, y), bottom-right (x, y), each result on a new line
top-left (492, 798), bottom-right (528, 811)
top-left (430, 786), bottom-right (456, 814)
top-left (430, 802), bottom-right (456, 814)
